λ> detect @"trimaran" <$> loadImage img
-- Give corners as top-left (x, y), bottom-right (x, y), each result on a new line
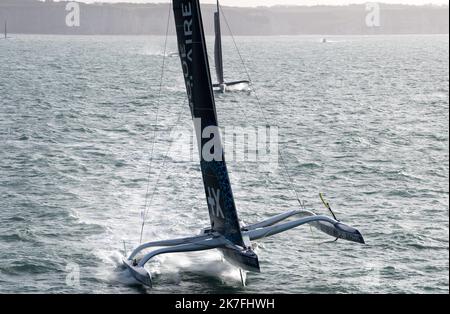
top-left (212, 0), bottom-right (249, 92)
top-left (123, 0), bottom-right (365, 287)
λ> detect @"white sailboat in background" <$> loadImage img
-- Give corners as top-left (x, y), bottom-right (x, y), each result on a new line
top-left (212, 0), bottom-right (249, 93)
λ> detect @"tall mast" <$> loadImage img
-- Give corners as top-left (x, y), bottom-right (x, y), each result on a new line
top-left (214, 0), bottom-right (224, 85)
top-left (173, 0), bottom-right (245, 247)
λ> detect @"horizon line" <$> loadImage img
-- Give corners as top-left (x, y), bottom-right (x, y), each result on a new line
top-left (38, 0), bottom-right (450, 8)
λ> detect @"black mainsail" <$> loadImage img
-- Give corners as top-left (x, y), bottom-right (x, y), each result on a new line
top-left (173, 0), bottom-right (245, 247)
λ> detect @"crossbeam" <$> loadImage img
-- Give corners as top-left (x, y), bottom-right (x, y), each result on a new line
top-left (124, 210), bottom-right (364, 287)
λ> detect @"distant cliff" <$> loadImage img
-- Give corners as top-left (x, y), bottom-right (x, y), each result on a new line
top-left (0, 0), bottom-right (448, 35)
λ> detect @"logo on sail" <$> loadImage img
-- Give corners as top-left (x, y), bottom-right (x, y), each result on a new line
top-left (180, 1), bottom-right (194, 109)
top-left (207, 187), bottom-right (225, 219)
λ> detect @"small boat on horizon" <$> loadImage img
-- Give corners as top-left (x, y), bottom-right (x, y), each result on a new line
top-left (3, 20), bottom-right (8, 39)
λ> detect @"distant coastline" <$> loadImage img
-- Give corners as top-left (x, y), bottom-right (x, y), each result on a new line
top-left (0, 0), bottom-right (448, 36)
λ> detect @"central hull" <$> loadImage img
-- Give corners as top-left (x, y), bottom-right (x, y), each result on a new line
top-left (220, 247), bottom-right (260, 273)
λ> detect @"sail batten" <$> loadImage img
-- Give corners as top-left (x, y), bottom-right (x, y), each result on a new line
top-left (173, 0), bottom-right (244, 247)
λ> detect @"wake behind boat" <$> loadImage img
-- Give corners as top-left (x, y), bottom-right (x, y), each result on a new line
top-left (123, 0), bottom-right (364, 288)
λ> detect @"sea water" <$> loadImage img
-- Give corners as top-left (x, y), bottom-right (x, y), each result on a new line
top-left (0, 34), bottom-right (448, 294)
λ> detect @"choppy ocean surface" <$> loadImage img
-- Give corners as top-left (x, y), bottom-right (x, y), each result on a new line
top-left (0, 34), bottom-right (448, 294)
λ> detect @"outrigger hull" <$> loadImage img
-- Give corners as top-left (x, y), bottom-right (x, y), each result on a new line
top-left (213, 80), bottom-right (250, 93)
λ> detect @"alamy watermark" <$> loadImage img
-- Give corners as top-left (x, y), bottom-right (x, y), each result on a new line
top-left (165, 119), bottom-right (279, 166)
top-left (65, 2), bottom-right (80, 27)
top-left (65, 262), bottom-right (81, 288)
top-left (365, 3), bottom-right (381, 28)
top-left (359, 261), bottom-right (383, 292)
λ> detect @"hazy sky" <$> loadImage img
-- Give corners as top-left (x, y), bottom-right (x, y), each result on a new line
top-left (72, 0), bottom-right (450, 6)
